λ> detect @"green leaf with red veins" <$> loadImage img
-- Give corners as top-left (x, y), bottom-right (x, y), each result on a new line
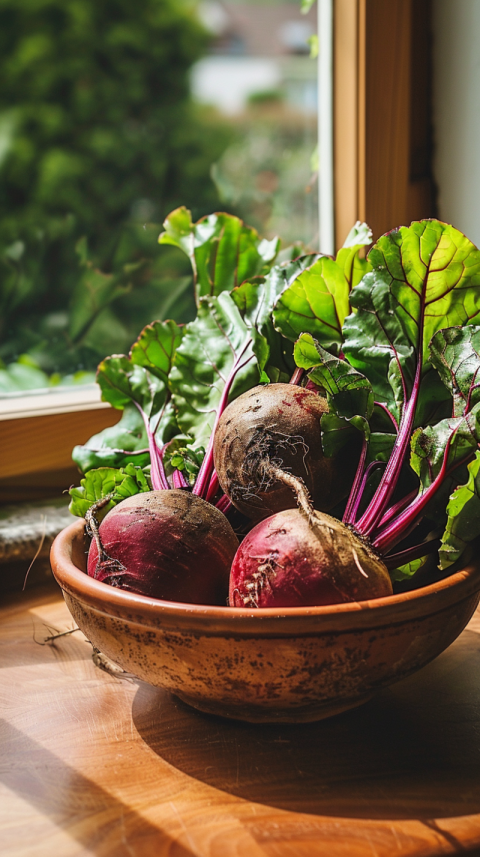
top-left (130, 319), bottom-right (184, 384)
top-left (439, 451), bottom-right (480, 569)
top-left (429, 326), bottom-right (480, 417)
top-left (169, 292), bottom-right (264, 447)
top-left (344, 220), bottom-right (480, 418)
top-left (159, 207), bottom-right (279, 302)
top-left (233, 255), bottom-right (320, 331)
top-left (76, 319), bottom-right (184, 474)
top-left (272, 231), bottom-right (372, 354)
top-left (72, 401), bottom-right (179, 474)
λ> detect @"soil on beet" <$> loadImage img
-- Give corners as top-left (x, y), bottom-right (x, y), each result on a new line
top-left (214, 383), bottom-right (360, 521)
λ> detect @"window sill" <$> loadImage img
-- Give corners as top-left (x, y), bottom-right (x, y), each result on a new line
top-left (0, 384), bottom-right (110, 420)
top-left (0, 387), bottom-right (120, 498)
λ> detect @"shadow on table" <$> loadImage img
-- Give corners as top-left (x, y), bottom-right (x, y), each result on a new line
top-left (132, 627), bottom-right (480, 821)
top-left (0, 720), bottom-right (194, 857)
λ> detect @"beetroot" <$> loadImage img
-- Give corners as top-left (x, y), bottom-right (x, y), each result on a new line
top-left (87, 489), bottom-right (238, 605)
top-left (229, 509), bottom-right (393, 608)
top-left (213, 383), bottom-right (359, 521)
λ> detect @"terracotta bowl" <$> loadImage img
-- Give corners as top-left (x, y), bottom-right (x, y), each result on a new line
top-left (51, 518), bottom-right (480, 723)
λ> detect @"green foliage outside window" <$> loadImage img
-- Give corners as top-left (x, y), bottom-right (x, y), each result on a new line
top-left (0, 0), bottom-right (233, 386)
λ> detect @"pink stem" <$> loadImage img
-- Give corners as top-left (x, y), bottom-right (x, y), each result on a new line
top-left (172, 469), bottom-right (189, 489)
top-left (342, 438), bottom-right (367, 524)
top-left (193, 345), bottom-right (253, 499)
top-left (206, 472), bottom-right (220, 503)
top-left (373, 443), bottom-right (476, 554)
top-left (383, 538), bottom-right (441, 570)
top-left (349, 461), bottom-right (386, 525)
top-left (376, 489), bottom-right (418, 529)
top-left (357, 334), bottom-right (424, 536)
top-left (216, 494), bottom-right (232, 514)
top-left (357, 388), bottom-right (418, 535)
top-left (134, 404), bottom-right (169, 490)
top-left (374, 401), bottom-right (399, 432)
top-left (373, 451), bottom-right (451, 555)
top-left (289, 367), bottom-right (304, 385)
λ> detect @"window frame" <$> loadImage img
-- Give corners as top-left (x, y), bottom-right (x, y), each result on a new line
top-left (334, 0), bottom-right (434, 247)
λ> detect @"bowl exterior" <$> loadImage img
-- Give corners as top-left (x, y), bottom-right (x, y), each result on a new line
top-left (51, 520), bottom-right (480, 723)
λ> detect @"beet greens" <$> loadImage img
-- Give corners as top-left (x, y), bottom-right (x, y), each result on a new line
top-left (70, 209), bottom-right (480, 585)
top-left (294, 220), bottom-right (480, 573)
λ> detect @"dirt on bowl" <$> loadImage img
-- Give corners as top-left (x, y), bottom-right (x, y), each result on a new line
top-left (50, 518), bottom-right (480, 723)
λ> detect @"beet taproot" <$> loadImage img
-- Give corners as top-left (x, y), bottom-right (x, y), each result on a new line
top-left (229, 508), bottom-right (393, 608)
top-left (87, 489), bottom-right (238, 605)
top-left (213, 383), bottom-right (359, 521)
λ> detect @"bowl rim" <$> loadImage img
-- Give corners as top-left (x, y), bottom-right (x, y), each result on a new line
top-left (50, 518), bottom-right (480, 634)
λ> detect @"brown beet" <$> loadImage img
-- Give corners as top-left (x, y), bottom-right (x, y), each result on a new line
top-left (213, 383), bottom-right (359, 521)
top-left (87, 490), bottom-right (238, 605)
top-left (229, 509), bottom-right (392, 608)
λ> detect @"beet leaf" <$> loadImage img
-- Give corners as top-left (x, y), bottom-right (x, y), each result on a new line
top-left (129, 319), bottom-right (184, 382)
top-left (95, 319), bottom-right (185, 491)
top-left (72, 404), bottom-right (151, 473)
top-left (69, 464), bottom-right (150, 518)
top-left (439, 452), bottom-right (480, 568)
top-left (169, 291), bottom-right (264, 499)
top-left (159, 206), bottom-right (279, 302)
top-left (294, 333), bottom-right (374, 425)
top-left (272, 223), bottom-right (372, 353)
top-left (232, 254), bottom-right (319, 382)
top-left (290, 221), bottom-right (480, 571)
top-left (169, 292), bottom-right (264, 447)
top-left (429, 326), bottom-right (480, 417)
top-left (339, 221), bottom-right (480, 536)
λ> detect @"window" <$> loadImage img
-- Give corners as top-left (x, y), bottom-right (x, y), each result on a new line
top-left (0, 0), bottom-right (436, 501)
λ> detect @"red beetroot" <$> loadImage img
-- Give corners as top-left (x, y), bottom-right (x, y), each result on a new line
top-left (229, 509), bottom-right (392, 608)
top-left (88, 489), bottom-right (238, 605)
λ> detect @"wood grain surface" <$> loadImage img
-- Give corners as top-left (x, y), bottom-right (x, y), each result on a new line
top-left (2, 580), bottom-right (480, 856)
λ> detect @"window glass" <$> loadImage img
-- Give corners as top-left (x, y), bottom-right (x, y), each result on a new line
top-left (193, 1), bottom-right (318, 246)
top-left (0, 0), bottom-right (317, 400)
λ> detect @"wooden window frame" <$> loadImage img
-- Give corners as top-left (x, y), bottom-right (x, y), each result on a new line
top-left (0, 0), bottom-right (435, 501)
top-left (334, 0), bottom-right (434, 247)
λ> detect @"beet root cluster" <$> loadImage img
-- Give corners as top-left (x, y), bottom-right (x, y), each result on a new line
top-left (86, 383), bottom-right (393, 609)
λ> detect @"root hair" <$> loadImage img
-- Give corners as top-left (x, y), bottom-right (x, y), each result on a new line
top-left (85, 494), bottom-right (126, 581)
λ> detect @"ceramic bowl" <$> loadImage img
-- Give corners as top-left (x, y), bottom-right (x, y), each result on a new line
top-left (50, 518), bottom-right (480, 723)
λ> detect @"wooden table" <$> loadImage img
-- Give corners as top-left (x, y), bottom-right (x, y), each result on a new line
top-left (2, 579), bottom-right (480, 857)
